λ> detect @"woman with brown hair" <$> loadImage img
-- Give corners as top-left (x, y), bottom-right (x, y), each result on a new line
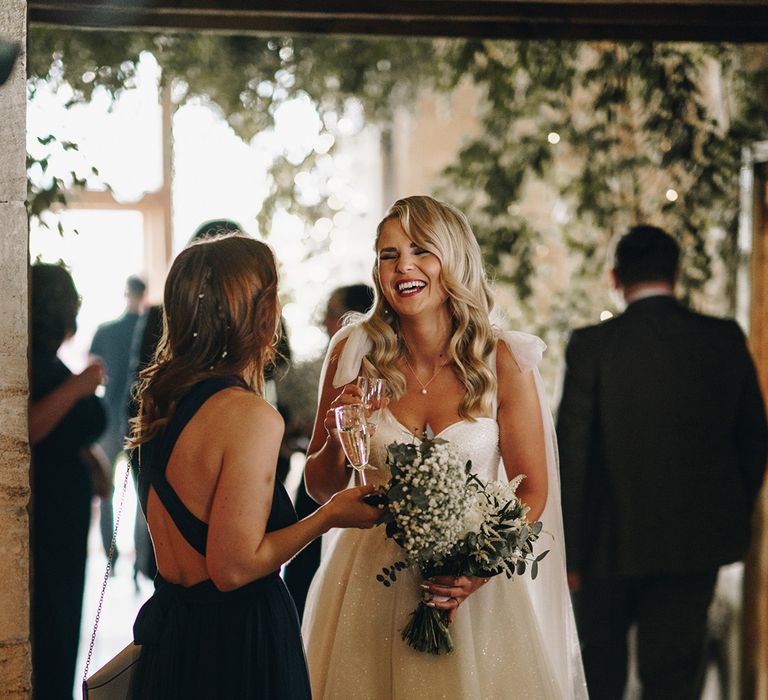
top-left (127, 233), bottom-right (379, 699)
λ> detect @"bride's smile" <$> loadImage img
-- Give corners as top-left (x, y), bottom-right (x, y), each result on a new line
top-left (394, 278), bottom-right (426, 296)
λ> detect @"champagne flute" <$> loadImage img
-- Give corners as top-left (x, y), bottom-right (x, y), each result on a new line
top-left (334, 404), bottom-right (374, 485)
top-left (356, 377), bottom-right (386, 436)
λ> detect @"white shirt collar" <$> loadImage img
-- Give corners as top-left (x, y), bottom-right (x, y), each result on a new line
top-left (625, 286), bottom-right (674, 305)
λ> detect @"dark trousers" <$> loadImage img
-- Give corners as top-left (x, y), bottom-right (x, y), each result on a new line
top-left (97, 436), bottom-right (123, 556)
top-left (577, 569), bottom-right (718, 700)
top-left (98, 458), bottom-right (119, 557)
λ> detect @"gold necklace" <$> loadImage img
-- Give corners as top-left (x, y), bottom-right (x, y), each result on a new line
top-left (403, 355), bottom-right (445, 395)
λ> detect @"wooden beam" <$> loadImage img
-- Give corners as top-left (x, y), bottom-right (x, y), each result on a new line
top-left (741, 142), bottom-right (768, 700)
top-left (27, 1), bottom-right (768, 42)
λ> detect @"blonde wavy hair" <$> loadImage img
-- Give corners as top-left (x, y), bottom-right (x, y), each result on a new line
top-left (128, 234), bottom-right (280, 448)
top-left (359, 196), bottom-right (497, 419)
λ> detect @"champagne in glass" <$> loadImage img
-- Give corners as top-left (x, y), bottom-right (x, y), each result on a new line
top-left (356, 377), bottom-right (387, 436)
top-left (334, 404), bottom-right (373, 485)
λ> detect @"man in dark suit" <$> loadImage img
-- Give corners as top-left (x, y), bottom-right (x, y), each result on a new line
top-left (89, 275), bottom-right (146, 564)
top-left (557, 225), bottom-right (767, 699)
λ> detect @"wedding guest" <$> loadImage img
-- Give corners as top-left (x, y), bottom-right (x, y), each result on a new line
top-left (126, 233), bottom-right (379, 699)
top-left (557, 224), bottom-right (768, 699)
top-left (301, 196), bottom-right (587, 699)
top-left (29, 263), bottom-right (106, 699)
top-left (283, 283), bottom-right (374, 619)
top-left (127, 220), bottom-right (292, 586)
top-left (321, 284), bottom-right (375, 340)
top-left (127, 304), bottom-right (163, 586)
top-left (89, 274), bottom-right (146, 566)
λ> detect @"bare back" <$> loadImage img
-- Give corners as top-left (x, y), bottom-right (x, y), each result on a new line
top-left (139, 380), bottom-right (284, 587)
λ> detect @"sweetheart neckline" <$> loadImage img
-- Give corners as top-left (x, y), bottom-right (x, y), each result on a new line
top-left (383, 409), bottom-right (497, 440)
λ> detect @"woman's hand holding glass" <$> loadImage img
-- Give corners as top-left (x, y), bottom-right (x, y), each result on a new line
top-left (325, 380), bottom-right (387, 485)
top-left (323, 383), bottom-right (364, 437)
top-left (356, 377), bottom-right (387, 436)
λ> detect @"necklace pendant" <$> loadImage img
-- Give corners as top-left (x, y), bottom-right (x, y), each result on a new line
top-left (421, 388), bottom-right (427, 395)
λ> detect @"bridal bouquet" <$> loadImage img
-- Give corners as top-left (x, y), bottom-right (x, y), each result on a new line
top-left (370, 435), bottom-right (549, 655)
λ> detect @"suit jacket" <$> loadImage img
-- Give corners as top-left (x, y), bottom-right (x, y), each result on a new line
top-left (90, 311), bottom-right (140, 459)
top-left (557, 296), bottom-right (767, 578)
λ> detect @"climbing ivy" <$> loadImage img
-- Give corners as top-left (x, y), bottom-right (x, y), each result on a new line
top-left (436, 40), bottom-right (768, 344)
top-left (27, 28), bottom-right (768, 356)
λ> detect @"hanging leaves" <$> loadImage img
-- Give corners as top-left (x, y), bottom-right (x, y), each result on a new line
top-left (26, 28), bottom-right (768, 346)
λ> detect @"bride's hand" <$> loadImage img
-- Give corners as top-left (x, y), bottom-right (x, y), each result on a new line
top-left (421, 576), bottom-right (491, 623)
top-left (323, 383), bottom-right (364, 438)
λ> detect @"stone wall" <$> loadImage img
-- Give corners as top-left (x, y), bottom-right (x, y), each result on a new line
top-left (0, 0), bottom-right (30, 696)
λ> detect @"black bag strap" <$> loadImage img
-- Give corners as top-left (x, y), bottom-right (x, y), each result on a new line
top-left (82, 451), bottom-right (134, 684)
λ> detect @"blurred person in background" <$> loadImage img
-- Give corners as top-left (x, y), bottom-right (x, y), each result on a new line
top-left (282, 283), bottom-right (374, 619)
top-left (89, 274), bottom-right (146, 568)
top-left (29, 263), bottom-right (107, 699)
top-left (321, 284), bottom-right (376, 340)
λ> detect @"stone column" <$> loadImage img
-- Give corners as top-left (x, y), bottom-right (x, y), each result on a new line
top-left (0, 0), bottom-right (31, 697)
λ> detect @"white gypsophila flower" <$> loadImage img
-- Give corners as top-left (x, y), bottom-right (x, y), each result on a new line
top-left (389, 439), bottom-right (468, 566)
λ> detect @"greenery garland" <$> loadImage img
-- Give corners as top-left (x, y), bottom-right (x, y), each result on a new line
top-left (27, 29), bottom-right (768, 367)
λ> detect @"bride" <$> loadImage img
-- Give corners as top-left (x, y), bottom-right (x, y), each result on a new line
top-left (302, 195), bottom-right (587, 699)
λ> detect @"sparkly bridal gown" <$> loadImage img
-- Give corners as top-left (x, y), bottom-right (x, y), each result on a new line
top-left (302, 325), bottom-right (588, 700)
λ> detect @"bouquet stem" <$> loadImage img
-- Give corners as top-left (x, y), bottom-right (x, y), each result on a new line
top-left (401, 601), bottom-right (453, 655)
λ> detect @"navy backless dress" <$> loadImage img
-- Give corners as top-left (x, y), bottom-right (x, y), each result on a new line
top-left (130, 377), bottom-right (311, 699)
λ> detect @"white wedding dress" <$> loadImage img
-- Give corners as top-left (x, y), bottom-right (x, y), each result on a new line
top-left (302, 325), bottom-right (587, 700)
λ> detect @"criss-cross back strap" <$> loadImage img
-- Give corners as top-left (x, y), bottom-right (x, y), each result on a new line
top-left (143, 376), bottom-right (247, 556)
